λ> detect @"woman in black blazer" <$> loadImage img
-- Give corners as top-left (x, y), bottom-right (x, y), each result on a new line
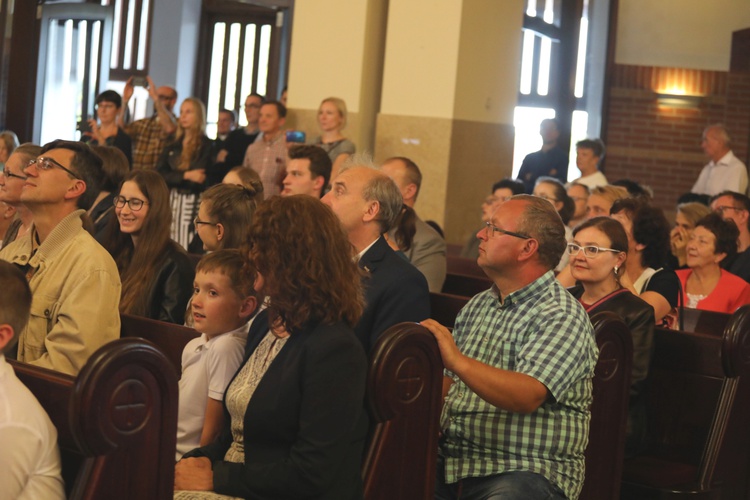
top-left (175, 195), bottom-right (368, 500)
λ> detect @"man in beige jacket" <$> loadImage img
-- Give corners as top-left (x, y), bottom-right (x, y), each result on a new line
top-left (0, 140), bottom-right (121, 375)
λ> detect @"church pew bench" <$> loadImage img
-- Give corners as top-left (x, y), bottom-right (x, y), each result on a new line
top-left (580, 311), bottom-right (633, 500)
top-left (446, 255), bottom-right (486, 278)
top-left (620, 305), bottom-right (750, 499)
top-left (441, 272), bottom-right (493, 298)
top-left (120, 313), bottom-right (200, 377)
top-left (10, 338), bottom-right (178, 500)
top-left (363, 322), bottom-right (443, 500)
top-left (429, 292), bottom-right (470, 329)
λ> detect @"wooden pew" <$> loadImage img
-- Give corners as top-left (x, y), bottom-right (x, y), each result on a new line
top-left (120, 313), bottom-right (200, 376)
top-left (441, 272), bottom-right (492, 298)
top-left (429, 292), bottom-right (469, 329)
top-left (620, 305), bottom-right (750, 499)
top-left (446, 255), bottom-right (486, 278)
top-left (363, 322), bottom-right (443, 500)
top-left (580, 311), bottom-right (633, 500)
top-left (446, 243), bottom-right (463, 257)
top-left (10, 338), bottom-right (178, 500)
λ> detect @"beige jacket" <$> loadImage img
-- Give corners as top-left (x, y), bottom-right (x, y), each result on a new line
top-left (0, 210), bottom-right (121, 375)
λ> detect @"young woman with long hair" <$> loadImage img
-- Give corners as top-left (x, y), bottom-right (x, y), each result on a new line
top-left (103, 169), bottom-right (194, 323)
top-left (157, 97), bottom-right (215, 250)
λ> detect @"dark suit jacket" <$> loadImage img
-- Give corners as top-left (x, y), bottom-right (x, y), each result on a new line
top-left (184, 310), bottom-right (369, 500)
top-left (355, 236), bottom-right (430, 354)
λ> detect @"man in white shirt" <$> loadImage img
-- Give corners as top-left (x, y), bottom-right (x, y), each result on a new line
top-left (571, 138), bottom-right (608, 189)
top-left (0, 261), bottom-right (64, 499)
top-left (691, 124), bottom-right (748, 196)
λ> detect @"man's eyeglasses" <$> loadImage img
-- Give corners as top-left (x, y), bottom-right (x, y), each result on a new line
top-left (567, 243), bottom-right (621, 258)
top-left (194, 216), bottom-right (217, 227)
top-left (27, 157), bottom-right (82, 180)
top-left (714, 205), bottom-right (741, 215)
top-left (113, 196), bottom-right (148, 211)
top-left (484, 221), bottom-right (531, 240)
top-left (2, 169), bottom-right (27, 181)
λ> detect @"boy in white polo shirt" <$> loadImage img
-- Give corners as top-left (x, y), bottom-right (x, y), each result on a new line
top-left (0, 261), bottom-right (65, 498)
top-left (176, 250), bottom-right (260, 460)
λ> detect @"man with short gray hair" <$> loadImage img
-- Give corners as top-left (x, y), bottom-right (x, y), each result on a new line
top-left (422, 195), bottom-right (597, 500)
top-left (692, 124), bottom-right (748, 196)
top-left (322, 159), bottom-right (430, 353)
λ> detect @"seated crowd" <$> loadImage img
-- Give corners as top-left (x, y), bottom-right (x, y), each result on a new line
top-left (1, 86), bottom-right (750, 499)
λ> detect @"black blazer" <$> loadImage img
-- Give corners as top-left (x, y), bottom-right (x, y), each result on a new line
top-left (183, 310), bottom-right (369, 500)
top-left (355, 236), bottom-right (431, 354)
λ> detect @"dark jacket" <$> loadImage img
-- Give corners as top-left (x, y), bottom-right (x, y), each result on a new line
top-left (146, 242), bottom-right (195, 324)
top-left (156, 135), bottom-right (216, 193)
top-left (184, 310), bottom-right (369, 500)
top-left (355, 236), bottom-right (431, 354)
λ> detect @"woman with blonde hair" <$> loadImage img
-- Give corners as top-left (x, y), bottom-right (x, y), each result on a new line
top-left (157, 97), bottom-right (215, 249)
top-left (586, 185), bottom-right (629, 219)
top-left (313, 97), bottom-right (355, 182)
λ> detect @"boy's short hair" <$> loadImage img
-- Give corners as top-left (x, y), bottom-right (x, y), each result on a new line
top-left (0, 261), bottom-right (32, 353)
top-left (195, 249), bottom-right (259, 303)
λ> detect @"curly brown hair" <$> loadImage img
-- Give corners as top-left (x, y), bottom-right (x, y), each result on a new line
top-left (249, 195), bottom-right (364, 332)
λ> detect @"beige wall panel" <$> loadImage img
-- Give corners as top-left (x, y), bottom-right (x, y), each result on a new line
top-left (453, 0), bottom-right (525, 124)
top-left (374, 113), bottom-right (453, 226)
top-left (380, 0), bottom-right (463, 118)
top-left (445, 120), bottom-right (515, 245)
top-left (616, 0), bottom-right (750, 71)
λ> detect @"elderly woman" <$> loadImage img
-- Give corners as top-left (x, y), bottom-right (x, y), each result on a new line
top-left (312, 97), bottom-right (355, 182)
top-left (610, 198), bottom-right (681, 325)
top-left (670, 202), bottom-right (712, 269)
top-left (676, 213), bottom-right (750, 313)
top-left (567, 216), bottom-right (654, 455)
top-left (175, 195), bottom-right (368, 499)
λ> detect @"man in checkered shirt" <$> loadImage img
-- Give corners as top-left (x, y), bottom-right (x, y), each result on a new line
top-left (422, 195), bottom-right (598, 500)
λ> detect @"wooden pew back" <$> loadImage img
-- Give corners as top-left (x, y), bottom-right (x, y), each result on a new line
top-left (441, 272), bottom-right (492, 298)
top-left (429, 292), bottom-right (469, 329)
top-left (10, 338), bottom-right (178, 500)
top-left (580, 311), bottom-right (633, 500)
top-left (621, 305), bottom-right (750, 498)
top-left (446, 255), bottom-right (486, 278)
top-left (363, 322), bottom-right (443, 500)
top-left (120, 313), bottom-right (200, 376)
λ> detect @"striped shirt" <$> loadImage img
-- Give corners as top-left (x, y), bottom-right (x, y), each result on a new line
top-left (441, 271), bottom-right (597, 500)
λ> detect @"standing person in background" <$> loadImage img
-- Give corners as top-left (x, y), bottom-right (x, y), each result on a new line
top-left (691, 124), bottom-right (748, 196)
top-left (217, 94), bottom-right (264, 171)
top-left (313, 97), bottom-right (355, 183)
top-left (157, 97), bottom-right (216, 250)
top-left (83, 90), bottom-right (133, 166)
top-left (102, 170), bottom-right (194, 324)
top-left (215, 109), bottom-right (235, 145)
top-left (517, 118), bottom-right (569, 193)
top-left (243, 101), bottom-right (287, 197)
top-left (120, 76), bottom-right (178, 170)
top-left (571, 139), bottom-right (608, 189)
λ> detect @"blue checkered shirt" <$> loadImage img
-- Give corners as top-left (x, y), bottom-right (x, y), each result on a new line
top-left (440, 271), bottom-right (598, 500)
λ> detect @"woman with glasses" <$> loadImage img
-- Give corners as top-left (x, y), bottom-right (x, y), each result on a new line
top-left (312, 97), bottom-right (355, 183)
top-left (175, 195), bottom-right (368, 499)
top-left (102, 169), bottom-right (194, 324)
top-left (676, 213), bottom-right (750, 314)
top-left (0, 144), bottom-right (40, 246)
top-left (82, 90), bottom-right (133, 167)
top-left (567, 216), bottom-right (654, 455)
top-left (157, 97), bottom-right (216, 250)
top-left (191, 183), bottom-right (261, 253)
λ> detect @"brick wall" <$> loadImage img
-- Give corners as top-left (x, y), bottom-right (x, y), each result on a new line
top-left (603, 64), bottom-right (750, 212)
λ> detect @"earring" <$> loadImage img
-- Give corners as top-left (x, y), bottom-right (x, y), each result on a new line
top-left (614, 265), bottom-right (619, 275)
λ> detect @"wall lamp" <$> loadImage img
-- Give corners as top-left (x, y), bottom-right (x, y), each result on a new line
top-left (655, 93), bottom-right (703, 109)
